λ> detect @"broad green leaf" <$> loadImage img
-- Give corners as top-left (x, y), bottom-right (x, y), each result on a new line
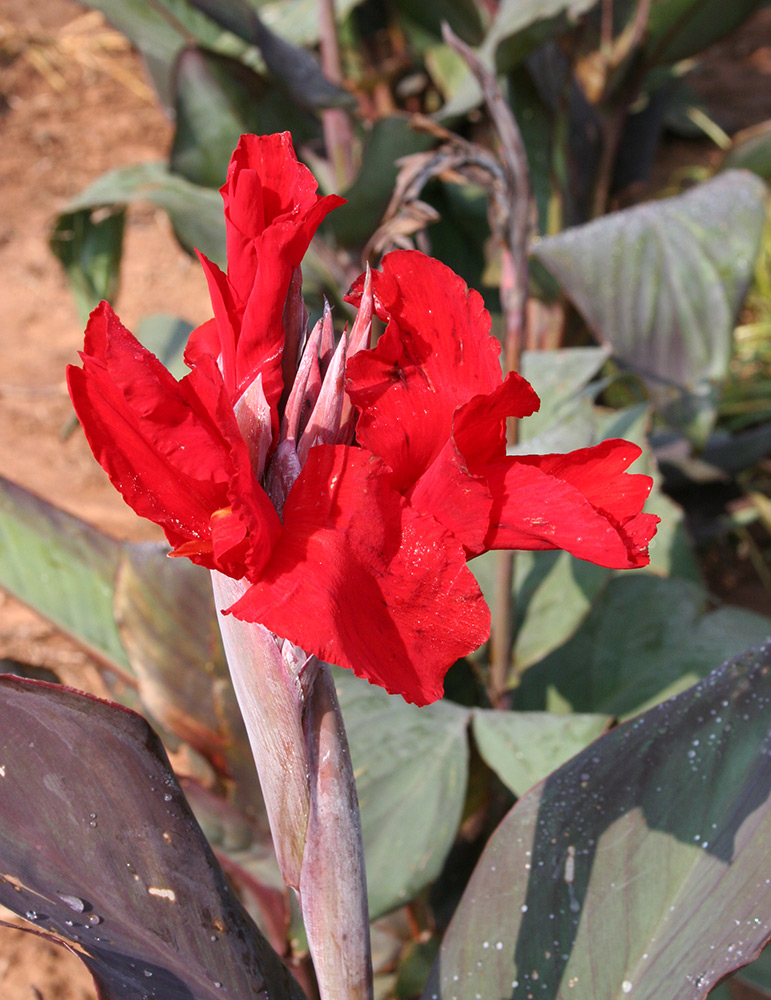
top-left (261, 0), bottom-right (363, 48)
top-left (518, 346), bottom-right (609, 446)
top-left (468, 548), bottom-right (609, 672)
top-left (424, 640), bottom-right (771, 1000)
top-left (134, 314), bottom-right (195, 381)
top-left (0, 479), bottom-right (260, 804)
top-left (50, 208), bottom-right (125, 323)
top-left (646, 0), bottom-right (764, 66)
top-left (0, 676), bottom-right (305, 1000)
top-left (331, 116), bottom-right (436, 247)
top-left (471, 709), bottom-right (610, 797)
top-left (248, 10), bottom-right (354, 110)
top-left (722, 122), bottom-right (771, 181)
top-left (513, 551), bottom-right (611, 670)
top-left (113, 544), bottom-right (262, 814)
top-left (515, 574), bottom-right (771, 717)
top-left (334, 669), bottom-right (469, 918)
top-left (732, 941), bottom-right (771, 994)
top-left (170, 46), bottom-right (318, 188)
top-left (505, 64), bottom-right (557, 234)
top-left (533, 172), bottom-right (768, 441)
top-left (62, 162), bottom-right (227, 266)
top-left (188, 1), bottom-right (354, 109)
top-left (185, 0), bottom-right (263, 44)
top-left (486, 0), bottom-right (598, 67)
top-left (0, 476), bottom-right (129, 673)
top-left (393, 0), bottom-right (486, 45)
top-left (421, 182), bottom-right (492, 298)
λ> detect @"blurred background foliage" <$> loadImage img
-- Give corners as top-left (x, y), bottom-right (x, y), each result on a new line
top-left (2, 0), bottom-right (771, 997)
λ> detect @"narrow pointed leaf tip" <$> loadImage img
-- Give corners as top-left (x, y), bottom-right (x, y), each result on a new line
top-left (68, 132), bottom-right (657, 706)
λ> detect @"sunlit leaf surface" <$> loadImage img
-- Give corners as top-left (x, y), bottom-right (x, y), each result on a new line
top-left (424, 640), bottom-right (771, 1000)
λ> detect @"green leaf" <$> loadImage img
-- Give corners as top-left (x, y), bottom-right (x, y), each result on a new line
top-left (513, 551), bottom-right (612, 670)
top-left (49, 208), bottom-right (125, 323)
top-left (392, 0), bottom-right (485, 45)
top-left (486, 0), bottom-right (598, 67)
top-left (334, 669), bottom-right (470, 918)
top-left (113, 544), bottom-right (262, 810)
top-left (170, 46), bottom-right (319, 188)
top-left (0, 676), bottom-right (305, 1000)
top-left (260, 0), bottom-right (363, 48)
top-left (472, 709), bottom-right (610, 797)
top-left (645, 0), bottom-right (764, 66)
top-left (518, 346), bottom-right (610, 449)
top-left (62, 161), bottom-right (227, 266)
top-left (515, 574), bottom-right (771, 717)
top-left (722, 122), bottom-right (771, 182)
top-left (134, 314), bottom-right (195, 381)
top-left (733, 941), bottom-right (771, 994)
top-left (0, 476), bottom-right (129, 673)
top-left (424, 640), bottom-right (771, 1000)
top-left (331, 116), bottom-right (436, 247)
top-left (533, 171), bottom-right (768, 441)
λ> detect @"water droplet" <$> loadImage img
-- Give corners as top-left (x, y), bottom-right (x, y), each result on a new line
top-left (87, 914), bottom-right (102, 926)
top-left (143, 970), bottom-right (153, 978)
top-left (163, 794), bottom-right (172, 803)
top-left (57, 893), bottom-right (86, 912)
top-left (622, 980), bottom-right (632, 993)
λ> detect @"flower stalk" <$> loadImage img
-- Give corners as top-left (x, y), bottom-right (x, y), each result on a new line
top-left (212, 573), bottom-right (373, 1000)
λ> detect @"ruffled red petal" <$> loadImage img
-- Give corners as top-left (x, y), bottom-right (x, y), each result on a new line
top-left (67, 302), bottom-right (281, 578)
top-left (226, 444), bottom-right (490, 705)
top-left (482, 440), bottom-right (658, 569)
top-left (405, 374), bottom-right (540, 555)
top-left (346, 251), bottom-right (504, 491)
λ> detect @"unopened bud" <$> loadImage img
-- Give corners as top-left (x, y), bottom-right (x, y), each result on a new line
top-left (297, 333), bottom-right (347, 466)
top-left (234, 373), bottom-right (273, 479)
top-left (265, 438), bottom-right (302, 516)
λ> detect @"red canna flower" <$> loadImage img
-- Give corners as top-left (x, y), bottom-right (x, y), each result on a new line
top-left (67, 132), bottom-right (658, 706)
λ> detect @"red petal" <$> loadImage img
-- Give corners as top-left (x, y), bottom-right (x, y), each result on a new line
top-left (346, 251), bottom-right (504, 491)
top-left (68, 302), bottom-right (281, 577)
top-left (408, 373), bottom-right (540, 555)
top-left (227, 445), bottom-right (490, 705)
top-left (483, 440), bottom-right (659, 569)
top-left (218, 133), bottom-right (344, 406)
top-left (195, 253), bottom-right (241, 394)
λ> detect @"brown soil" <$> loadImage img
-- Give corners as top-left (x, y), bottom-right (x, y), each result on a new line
top-left (0, 1), bottom-right (769, 998)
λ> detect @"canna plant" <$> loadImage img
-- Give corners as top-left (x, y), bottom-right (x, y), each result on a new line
top-left (0, 131), bottom-right (770, 1000)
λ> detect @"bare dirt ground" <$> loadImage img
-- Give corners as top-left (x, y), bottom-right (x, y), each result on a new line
top-left (0, 1), bottom-right (770, 998)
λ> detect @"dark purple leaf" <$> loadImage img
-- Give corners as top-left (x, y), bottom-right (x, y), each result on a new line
top-left (0, 676), bottom-right (305, 1000)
